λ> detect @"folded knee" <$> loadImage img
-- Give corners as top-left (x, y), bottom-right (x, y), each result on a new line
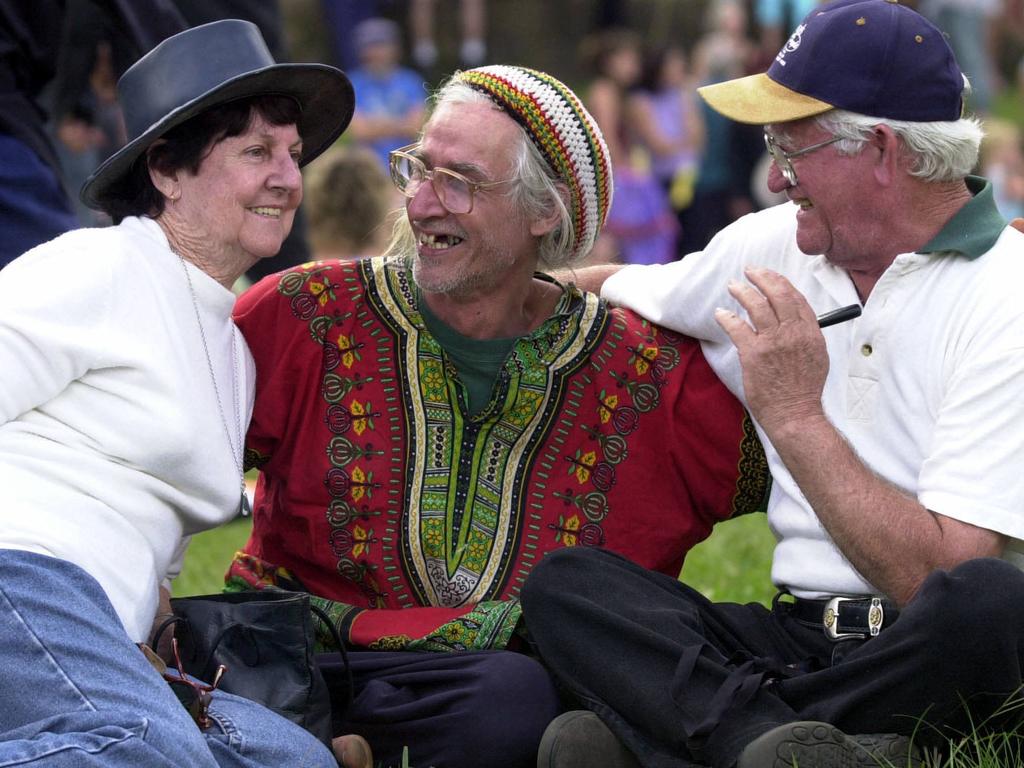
top-left (446, 653), bottom-right (560, 768)
top-left (912, 558), bottom-right (1024, 643)
top-left (522, 547), bottom-right (616, 613)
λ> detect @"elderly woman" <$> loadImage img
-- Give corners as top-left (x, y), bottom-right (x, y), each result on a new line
top-left (0, 20), bottom-right (370, 768)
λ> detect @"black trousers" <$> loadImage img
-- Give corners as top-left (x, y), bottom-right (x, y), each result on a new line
top-left (521, 548), bottom-right (1024, 768)
top-left (319, 649), bottom-right (561, 768)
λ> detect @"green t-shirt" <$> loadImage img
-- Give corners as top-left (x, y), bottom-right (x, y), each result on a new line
top-left (418, 295), bottom-right (517, 417)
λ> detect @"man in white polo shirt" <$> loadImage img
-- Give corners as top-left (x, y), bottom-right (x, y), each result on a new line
top-left (522, 2), bottom-right (1024, 767)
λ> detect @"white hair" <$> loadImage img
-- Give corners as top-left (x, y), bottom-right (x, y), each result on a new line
top-left (813, 108), bottom-right (984, 183)
top-left (384, 80), bottom-right (577, 269)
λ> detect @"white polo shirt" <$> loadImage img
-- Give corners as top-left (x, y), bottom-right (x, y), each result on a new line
top-left (603, 178), bottom-right (1024, 598)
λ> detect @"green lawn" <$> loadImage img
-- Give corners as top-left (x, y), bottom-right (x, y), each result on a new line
top-left (680, 513), bottom-right (777, 606)
top-left (173, 516), bottom-right (253, 596)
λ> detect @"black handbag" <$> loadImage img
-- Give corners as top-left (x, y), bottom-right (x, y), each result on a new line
top-left (152, 590), bottom-right (346, 745)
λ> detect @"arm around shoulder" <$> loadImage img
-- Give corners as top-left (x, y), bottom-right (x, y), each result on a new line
top-left (549, 263), bottom-right (625, 294)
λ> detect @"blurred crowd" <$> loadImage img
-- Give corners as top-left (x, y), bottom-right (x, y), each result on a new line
top-left (4, 0), bottom-right (1024, 277)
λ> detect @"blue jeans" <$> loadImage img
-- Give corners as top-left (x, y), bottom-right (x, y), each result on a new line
top-left (0, 550), bottom-right (337, 767)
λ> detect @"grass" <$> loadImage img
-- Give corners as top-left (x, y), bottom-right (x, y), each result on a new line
top-left (680, 512), bottom-right (777, 605)
top-left (173, 515), bottom-right (252, 597)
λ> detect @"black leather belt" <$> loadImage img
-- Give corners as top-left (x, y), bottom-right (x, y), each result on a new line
top-left (787, 596), bottom-right (899, 640)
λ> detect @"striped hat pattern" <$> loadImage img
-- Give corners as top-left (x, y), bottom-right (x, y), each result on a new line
top-left (454, 65), bottom-right (613, 262)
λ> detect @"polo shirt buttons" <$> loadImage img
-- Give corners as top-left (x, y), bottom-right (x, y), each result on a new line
top-left (861, 344), bottom-right (873, 357)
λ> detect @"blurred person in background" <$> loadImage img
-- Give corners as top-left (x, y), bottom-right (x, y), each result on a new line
top-left (319, 0), bottom-right (387, 72)
top-left (347, 17), bottom-right (427, 172)
top-left (630, 45), bottom-right (706, 261)
top-left (752, 0), bottom-right (821, 66)
top-left (51, 37), bottom-right (124, 228)
top-left (685, 0), bottom-right (762, 253)
top-left (305, 144), bottom-right (394, 261)
top-left (227, 64), bottom-right (767, 768)
top-left (409, 0), bottom-right (487, 75)
top-left (918, 0), bottom-right (1001, 114)
top-left (583, 28), bottom-right (679, 265)
top-left (0, 20), bottom-right (369, 767)
top-left (981, 118), bottom-right (1024, 220)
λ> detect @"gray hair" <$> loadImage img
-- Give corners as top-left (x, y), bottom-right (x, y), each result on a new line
top-left (383, 80), bottom-right (578, 269)
top-left (812, 108), bottom-right (983, 183)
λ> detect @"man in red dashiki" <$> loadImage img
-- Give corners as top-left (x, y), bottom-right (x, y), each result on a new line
top-left (229, 65), bottom-right (769, 768)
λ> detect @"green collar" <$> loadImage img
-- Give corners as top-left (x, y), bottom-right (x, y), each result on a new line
top-left (919, 176), bottom-right (1007, 259)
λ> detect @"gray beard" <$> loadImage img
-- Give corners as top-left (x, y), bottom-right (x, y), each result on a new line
top-left (410, 240), bottom-right (518, 300)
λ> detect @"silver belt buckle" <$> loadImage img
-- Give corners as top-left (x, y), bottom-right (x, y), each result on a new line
top-left (823, 596), bottom-right (884, 639)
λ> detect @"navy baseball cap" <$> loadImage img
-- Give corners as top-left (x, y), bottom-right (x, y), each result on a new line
top-left (698, 0), bottom-right (964, 125)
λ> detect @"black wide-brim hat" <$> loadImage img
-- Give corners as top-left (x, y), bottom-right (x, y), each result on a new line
top-left (81, 19), bottom-right (355, 210)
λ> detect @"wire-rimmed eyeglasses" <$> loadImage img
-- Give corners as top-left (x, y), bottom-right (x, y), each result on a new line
top-left (763, 132), bottom-right (843, 187)
top-left (389, 144), bottom-right (511, 214)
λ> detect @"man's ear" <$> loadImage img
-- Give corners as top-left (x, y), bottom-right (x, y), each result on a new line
top-left (530, 183), bottom-right (568, 237)
top-left (870, 124), bottom-right (901, 186)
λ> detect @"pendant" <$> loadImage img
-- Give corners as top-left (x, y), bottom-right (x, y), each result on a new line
top-left (240, 484), bottom-right (252, 517)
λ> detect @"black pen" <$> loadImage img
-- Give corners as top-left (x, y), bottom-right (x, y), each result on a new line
top-left (816, 303), bottom-right (862, 328)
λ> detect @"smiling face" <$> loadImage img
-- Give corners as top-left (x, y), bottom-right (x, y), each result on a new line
top-left (407, 101), bottom-right (545, 300)
top-left (765, 118), bottom-right (880, 271)
top-left (168, 114), bottom-right (303, 277)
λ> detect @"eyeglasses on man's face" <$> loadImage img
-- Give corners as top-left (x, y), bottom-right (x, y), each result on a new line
top-left (763, 132), bottom-right (843, 187)
top-left (389, 144), bottom-right (511, 214)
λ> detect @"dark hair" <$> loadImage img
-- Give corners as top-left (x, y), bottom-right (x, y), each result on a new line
top-left (100, 95), bottom-right (302, 223)
top-left (638, 46), bottom-right (686, 93)
top-left (579, 27), bottom-right (641, 79)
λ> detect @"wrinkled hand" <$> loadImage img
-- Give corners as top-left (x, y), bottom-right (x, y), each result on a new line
top-left (714, 267), bottom-right (828, 435)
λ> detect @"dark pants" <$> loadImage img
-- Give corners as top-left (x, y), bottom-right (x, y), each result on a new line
top-left (521, 548), bottom-right (1024, 768)
top-left (319, 649), bottom-right (562, 768)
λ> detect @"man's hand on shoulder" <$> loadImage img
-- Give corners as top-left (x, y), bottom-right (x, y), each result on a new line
top-left (549, 263), bottom-right (626, 295)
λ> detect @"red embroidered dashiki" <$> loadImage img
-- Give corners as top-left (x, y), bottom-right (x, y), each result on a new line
top-left (230, 258), bottom-right (767, 651)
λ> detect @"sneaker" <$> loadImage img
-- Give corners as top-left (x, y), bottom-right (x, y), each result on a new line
top-left (538, 710), bottom-right (642, 768)
top-left (737, 721), bottom-right (923, 768)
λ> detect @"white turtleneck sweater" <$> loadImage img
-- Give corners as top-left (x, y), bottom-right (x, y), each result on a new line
top-left (0, 216), bottom-right (254, 642)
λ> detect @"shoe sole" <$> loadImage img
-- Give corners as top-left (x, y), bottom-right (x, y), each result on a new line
top-left (738, 721), bottom-right (919, 768)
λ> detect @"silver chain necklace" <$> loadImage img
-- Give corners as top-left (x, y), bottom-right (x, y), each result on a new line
top-left (177, 253), bottom-right (251, 517)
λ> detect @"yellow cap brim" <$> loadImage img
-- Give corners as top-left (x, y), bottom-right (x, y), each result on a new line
top-left (697, 72), bottom-right (834, 125)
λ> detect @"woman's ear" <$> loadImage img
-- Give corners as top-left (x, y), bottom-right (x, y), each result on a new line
top-left (147, 141), bottom-right (180, 201)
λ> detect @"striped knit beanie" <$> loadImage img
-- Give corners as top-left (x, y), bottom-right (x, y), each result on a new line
top-left (453, 65), bottom-right (613, 262)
